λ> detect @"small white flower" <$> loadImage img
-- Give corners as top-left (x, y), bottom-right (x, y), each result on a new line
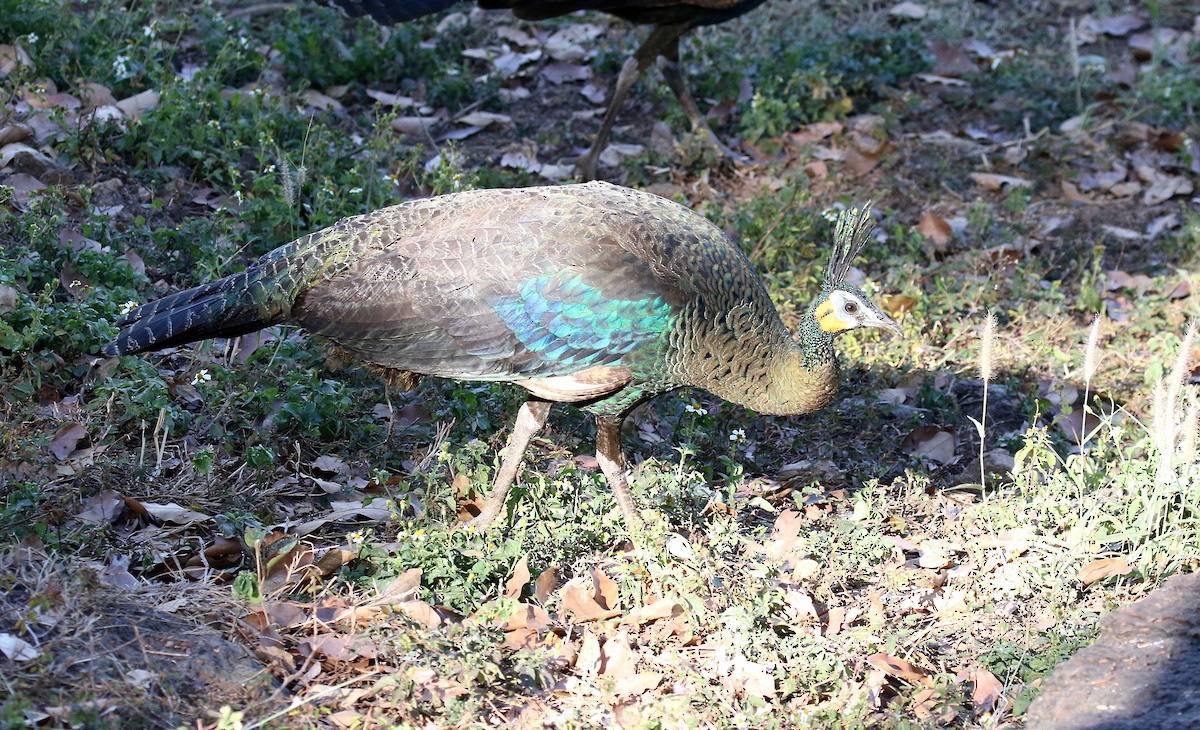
top-left (683, 400), bottom-right (704, 415)
top-left (346, 530), bottom-right (367, 547)
top-left (348, 187), bottom-right (363, 195)
top-left (206, 119), bottom-right (220, 129)
top-left (23, 33), bottom-right (39, 45)
top-left (112, 55), bottom-right (131, 78)
top-left (262, 164), bottom-right (276, 174)
top-left (142, 22), bottom-right (157, 39)
top-left (233, 190), bottom-right (243, 204)
top-left (119, 300), bottom-right (138, 315)
top-left (729, 428), bottom-right (747, 443)
top-left (191, 369), bottom-right (212, 385)
top-left (821, 207), bottom-right (840, 223)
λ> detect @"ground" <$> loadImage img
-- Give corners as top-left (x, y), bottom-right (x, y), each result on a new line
top-left (1, 0), bottom-right (1198, 728)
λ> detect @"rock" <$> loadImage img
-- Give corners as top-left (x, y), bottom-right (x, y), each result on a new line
top-left (1026, 573), bottom-right (1200, 729)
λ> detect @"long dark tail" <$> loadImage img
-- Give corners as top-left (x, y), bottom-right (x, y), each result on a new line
top-left (104, 264), bottom-right (292, 357)
top-left (105, 214), bottom-right (377, 357)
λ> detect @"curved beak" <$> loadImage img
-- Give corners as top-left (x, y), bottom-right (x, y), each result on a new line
top-left (865, 307), bottom-right (904, 337)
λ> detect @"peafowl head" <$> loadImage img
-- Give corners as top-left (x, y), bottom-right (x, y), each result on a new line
top-left (809, 203), bottom-right (902, 337)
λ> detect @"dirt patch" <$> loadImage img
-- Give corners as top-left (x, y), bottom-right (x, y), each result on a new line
top-left (0, 548), bottom-right (278, 728)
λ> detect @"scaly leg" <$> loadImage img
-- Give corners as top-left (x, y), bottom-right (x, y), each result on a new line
top-left (595, 416), bottom-right (641, 535)
top-left (463, 400), bottom-right (552, 529)
top-left (660, 41), bottom-right (749, 163)
top-left (576, 24), bottom-right (689, 181)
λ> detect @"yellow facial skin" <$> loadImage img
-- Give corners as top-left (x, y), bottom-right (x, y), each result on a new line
top-left (815, 300), bottom-right (853, 333)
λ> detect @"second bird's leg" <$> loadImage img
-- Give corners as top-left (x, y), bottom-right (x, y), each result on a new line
top-left (659, 41), bottom-right (748, 163)
top-left (595, 416), bottom-right (641, 534)
top-left (576, 23), bottom-right (688, 181)
top-left (463, 400), bottom-right (552, 529)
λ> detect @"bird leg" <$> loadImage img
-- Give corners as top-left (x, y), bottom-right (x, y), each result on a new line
top-left (659, 46), bottom-right (749, 164)
top-left (595, 417), bottom-right (641, 534)
top-left (463, 400), bottom-right (552, 529)
top-left (576, 23), bottom-right (688, 181)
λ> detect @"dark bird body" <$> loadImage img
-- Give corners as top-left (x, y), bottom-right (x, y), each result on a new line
top-left (331, 0), bottom-right (767, 178)
top-left (106, 182), bottom-right (898, 530)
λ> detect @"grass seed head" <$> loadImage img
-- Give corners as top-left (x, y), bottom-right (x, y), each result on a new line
top-left (979, 311), bottom-right (997, 382)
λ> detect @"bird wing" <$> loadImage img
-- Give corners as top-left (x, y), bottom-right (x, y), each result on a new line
top-left (292, 222), bottom-right (683, 383)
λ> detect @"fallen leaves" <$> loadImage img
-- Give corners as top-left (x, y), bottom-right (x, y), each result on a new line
top-left (970, 172), bottom-right (1033, 191)
top-left (918, 210), bottom-right (954, 249)
top-left (902, 425), bottom-right (957, 465)
top-left (1079, 557), bottom-right (1132, 586)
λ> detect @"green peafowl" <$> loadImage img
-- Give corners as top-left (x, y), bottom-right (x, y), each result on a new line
top-left (104, 182), bottom-right (899, 531)
top-left (331, 0), bottom-right (769, 179)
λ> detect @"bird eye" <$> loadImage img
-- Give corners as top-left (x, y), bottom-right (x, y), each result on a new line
top-left (844, 301), bottom-right (859, 314)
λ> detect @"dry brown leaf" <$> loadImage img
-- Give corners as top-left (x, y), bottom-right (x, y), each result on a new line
top-left (0, 633), bottom-right (41, 662)
top-left (589, 565), bottom-right (619, 610)
top-left (766, 510), bottom-right (804, 560)
top-left (913, 687), bottom-right (958, 724)
top-left (1061, 180), bottom-right (1096, 204)
top-left (0, 44), bottom-right (32, 76)
top-left (1143, 175), bottom-right (1193, 206)
top-left (301, 634), bottom-right (357, 661)
top-left (75, 489), bottom-right (126, 523)
top-left (972, 667), bottom-right (1005, 713)
top-left (786, 121), bottom-right (843, 148)
top-left (7, 172), bottom-right (46, 210)
top-left (881, 295), bottom-right (917, 319)
top-left (918, 210), bottom-right (953, 248)
top-left (626, 598), bottom-right (681, 626)
top-left (315, 548), bottom-right (358, 577)
top-left (575, 629), bottom-right (602, 676)
top-left (1079, 557), bottom-right (1132, 585)
top-left (901, 426), bottom-right (957, 465)
top-left (917, 539), bottom-right (958, 569)
top-left (614, 672), bottom-right (662, 699)
top-left (115, 90), bottom-right (159, 118)
top-left (400, 600), bottom-right (445, 629)
top-left (140, 502), bottom-right (210, 526)
top-left (727, 656), bottom-right (776, 698)
top-left (311, 455), bottom-right (348, 475)
top-left (561, 580), bottom-right (615, 622)
top-left (540, 62), bottom-right (592, 85)
top-left (505, 603), bottom-right (553, 632)
top-left (534, 565), bottom-right (559, 603)
top-left (600, 630), bottom-right (637, 679)
top-left (1079, 14), bottom-right (1145, 40)
top-left (844, 148), bottom-right (880, 177)
top-left (505, 555), bottom-right (531, 599)
top-left (390, 116), bottom-right (438, 135)
top-left (370, 568), bottom-right (422, 605)
top-left (49, 422), bottom-right (86, 460)
top-left (456, 111), bottom-right (512, 128)
top-left (970, 172), bottom-right (1032, 191)
top-left (867, 653), bottom-right (931, 685)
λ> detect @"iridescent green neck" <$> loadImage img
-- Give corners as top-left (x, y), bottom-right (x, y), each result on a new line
top-left (799, 298), bottom-right (835, 370)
